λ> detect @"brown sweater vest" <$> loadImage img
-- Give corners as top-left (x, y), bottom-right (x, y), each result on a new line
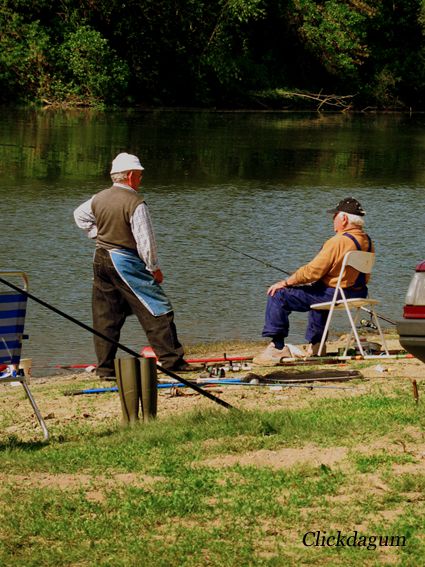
top-left (92, 185), bottom-right (144, 251)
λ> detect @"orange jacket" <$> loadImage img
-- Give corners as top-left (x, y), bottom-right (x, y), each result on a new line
top-left (289, 228), bottom-right (374, 288)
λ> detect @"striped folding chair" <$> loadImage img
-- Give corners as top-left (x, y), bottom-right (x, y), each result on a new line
top-left (0, 271), bottom-right (49, 441)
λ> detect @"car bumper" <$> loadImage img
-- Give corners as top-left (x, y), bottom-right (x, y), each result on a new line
top-left (397, 319), bottom-right (425, 363)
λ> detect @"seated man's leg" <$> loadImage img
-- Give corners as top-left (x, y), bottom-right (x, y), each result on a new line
top-left (255, 286), bottom-right (317, 363)
top-left (306, 309), bottom-right (329, 353)
top-left (262, 286), bottom-right (317, 342)
top-left (260, 283), bottom-right (339, 360)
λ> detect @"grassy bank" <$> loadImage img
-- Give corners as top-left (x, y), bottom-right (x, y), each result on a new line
top-left (1, 364), bottom-right (424, 566)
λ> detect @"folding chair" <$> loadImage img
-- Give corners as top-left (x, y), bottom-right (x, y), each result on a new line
top-left (0, 271), bottom-right (49, 441)
top-left (310, 251), bottom-right (390, 358)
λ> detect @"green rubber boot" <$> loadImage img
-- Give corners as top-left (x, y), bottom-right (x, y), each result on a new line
top-left (140, 357), bottom-right (158, 422)
top-left (114, 357), bottom-right (141, 426)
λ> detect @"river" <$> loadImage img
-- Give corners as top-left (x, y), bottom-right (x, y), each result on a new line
top-left (0, 109), bottom-right (424, 374)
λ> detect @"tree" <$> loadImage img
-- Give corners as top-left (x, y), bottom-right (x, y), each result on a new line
top-left (0, 5), bottom-right (51, 102)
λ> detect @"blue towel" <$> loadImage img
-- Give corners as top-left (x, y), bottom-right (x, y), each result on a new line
top-left (109, 249), bottom-right (173, 317)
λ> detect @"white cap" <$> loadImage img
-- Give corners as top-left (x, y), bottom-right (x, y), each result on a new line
top-left (110, 152), bottom-right (144, 174)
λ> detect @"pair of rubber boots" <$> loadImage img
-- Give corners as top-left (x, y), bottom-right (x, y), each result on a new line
top-left (114, 357), bottom-right (157, 426)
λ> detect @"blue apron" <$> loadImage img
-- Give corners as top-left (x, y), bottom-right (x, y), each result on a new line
top-left (109, 249), bottom-right (173, 317)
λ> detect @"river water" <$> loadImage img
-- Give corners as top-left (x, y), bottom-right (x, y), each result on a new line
top-left (0, 109), bottom-right (424, 374)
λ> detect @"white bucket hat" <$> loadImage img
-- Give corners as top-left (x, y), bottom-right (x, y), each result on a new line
top-left (110, 152), bottom-right (144, 174)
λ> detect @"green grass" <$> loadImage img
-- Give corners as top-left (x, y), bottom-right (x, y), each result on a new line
top-left (1, 390), bottom-right (424, 566)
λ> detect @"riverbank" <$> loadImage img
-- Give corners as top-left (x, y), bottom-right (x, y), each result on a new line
top-left (1, 333), bottom-right (422, 442)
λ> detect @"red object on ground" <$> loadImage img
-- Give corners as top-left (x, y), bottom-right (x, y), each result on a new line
top-left (140, 346), bottom-right (158, 359)
top-left (186, 356), bottom-right (253, 362)
top-left (55, 364), bottom-right (94, 369)
top-left (139, 345), bottom-right (253, 363)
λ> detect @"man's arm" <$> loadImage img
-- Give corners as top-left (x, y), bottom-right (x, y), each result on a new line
top-left (267, 237), bottom-right (339, 296)
top-left (289, 240), bottom-right (337, 286)
top-left (130, 203), bottom-right (161, 277)
top-left (74, 197), bottom-right (97, 239)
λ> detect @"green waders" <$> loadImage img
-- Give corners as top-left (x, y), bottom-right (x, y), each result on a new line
top-left (114, 357), bottom-right (157, 425)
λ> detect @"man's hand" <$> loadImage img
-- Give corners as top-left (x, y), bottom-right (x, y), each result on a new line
top-left (267, 280), bottom-right (289, 296)
top-left (152, 269), bottom-right (164, 284)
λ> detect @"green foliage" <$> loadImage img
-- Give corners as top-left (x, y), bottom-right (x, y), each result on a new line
top-left (0, 7), bottom-right (51, 102)
top-left (51, 25), bottom-right (129, 105)
top-left (289, 0), bottom-right (374, 77)
top-left (356, 0), bottom-right (425, 108)
top-left (201, 0), bottom-right (267, 92)
top-left (0, 3), bottom-right (129, 106)
top-left (2, 0), bottom-right (425, 108)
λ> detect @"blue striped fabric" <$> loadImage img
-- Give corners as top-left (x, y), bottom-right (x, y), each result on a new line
top-left (0, 292), bottom-right (28, 366)
top-left (0, 309), bottom-right (27, 318)
top-left (0, 325), bottom-right (25, 333)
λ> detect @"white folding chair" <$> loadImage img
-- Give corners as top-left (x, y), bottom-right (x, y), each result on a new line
top-left (310, 251), bottom-right (389, 357)
top-left (0, 271), bottom-right (49, 441)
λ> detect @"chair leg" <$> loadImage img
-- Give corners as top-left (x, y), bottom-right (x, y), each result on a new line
top-left (342, 310), bottom-right (357, 355)
top-left (343, 329), bottom-right (353, 356)
top-left (371, 311), bottom-right (390, 356)
top-left (317, 305), bottom-right (335, 356)
top-left (21, 381), bottom-right (50, 442)
top-left (346, 306), bottom-right (365, 357)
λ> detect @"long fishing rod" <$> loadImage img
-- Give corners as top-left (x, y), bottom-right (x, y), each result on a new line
top-left (203, 236), bottom-right (291, 275)
top-left (204, 236), bottom-right (396, 326)
top-left (0, 276), bottom-right (234, 410)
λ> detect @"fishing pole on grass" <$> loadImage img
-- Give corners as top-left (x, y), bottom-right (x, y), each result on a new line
top-left (0, 275), bottom-right (235, 410)
top-left (65, 381), bottom-right (357, 396)
top-left (203, 236), bottom-right (396, 326)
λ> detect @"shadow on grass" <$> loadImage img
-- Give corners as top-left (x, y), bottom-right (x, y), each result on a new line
top-left (0, 435), bottom-right (48, 452)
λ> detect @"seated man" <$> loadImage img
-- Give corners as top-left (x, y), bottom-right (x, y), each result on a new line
top-left (254, 197), bottom-right (374, 364)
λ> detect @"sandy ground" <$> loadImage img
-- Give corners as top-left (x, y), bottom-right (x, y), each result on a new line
top-left (1, 333), bottom-right (424, 443)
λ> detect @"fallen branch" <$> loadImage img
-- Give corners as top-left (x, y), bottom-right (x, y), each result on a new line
top-left (251, 89), bottom-right (355, 111)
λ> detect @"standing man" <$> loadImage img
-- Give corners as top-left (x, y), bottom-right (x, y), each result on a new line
top-left (253, 198), bottom-right (374, 364)
top-left (74, 152), bottom-right (198, 377)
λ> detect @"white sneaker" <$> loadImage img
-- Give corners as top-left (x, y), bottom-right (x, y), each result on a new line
top-left (252, 343), bottom-right (292, 365)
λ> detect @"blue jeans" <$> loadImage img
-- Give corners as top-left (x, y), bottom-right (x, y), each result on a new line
top-left (262, 281), bottom-right (368, 345)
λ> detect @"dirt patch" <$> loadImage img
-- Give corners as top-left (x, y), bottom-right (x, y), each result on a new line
top-left (0, 471), bottom-right (165, 490)
top-left (353, 431), bottom-right (425, 459)
top-left (391, 461), bottom-right (425, 475)
top-left (199, 444), bottom-right (349, 470)
top-left (0, 471), bottom-right (166, 503)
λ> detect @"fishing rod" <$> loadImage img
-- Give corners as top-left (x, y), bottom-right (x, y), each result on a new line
top-left (203, 236), bottom-right (291, 275)
top-left (65, 381), bottom-right (356, 396)
top-left (0, 276), bottom-right (234, 410)
top-left (204, 236), bottom-right (396, 326)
